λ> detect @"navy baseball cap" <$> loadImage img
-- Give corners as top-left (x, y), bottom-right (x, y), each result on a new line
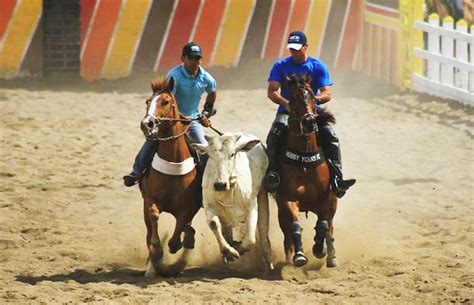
top-left (182, 42), bottom-right (202, 58)
top-left (287, 31), bottom-right (307, 50)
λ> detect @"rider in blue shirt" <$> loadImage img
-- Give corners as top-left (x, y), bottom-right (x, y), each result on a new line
top-left (264, 31), bottom-right (355, 198)
top-left (123, 42), bottom-right (217, 187)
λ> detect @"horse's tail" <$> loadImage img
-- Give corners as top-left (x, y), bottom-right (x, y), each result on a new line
top-left (317, 108), bottom-right (336, 124)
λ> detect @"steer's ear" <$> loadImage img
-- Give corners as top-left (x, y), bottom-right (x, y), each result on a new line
top-left (192, 143), bottom-right (208, 155)
top-left (235, 133), bottom-right (261, 152)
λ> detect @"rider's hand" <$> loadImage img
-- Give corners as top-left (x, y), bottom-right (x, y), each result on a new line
top-left (200, 116), bottom-right (211, 127)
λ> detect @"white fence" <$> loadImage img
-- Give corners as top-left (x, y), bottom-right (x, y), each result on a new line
top-left (413, 14), bottom-right (473, 106)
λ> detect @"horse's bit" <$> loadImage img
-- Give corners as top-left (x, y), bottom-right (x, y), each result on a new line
top-left (142, 90), bottom-right (193, 141)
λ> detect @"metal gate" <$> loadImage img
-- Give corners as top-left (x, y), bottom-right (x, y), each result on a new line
top-left (43, 0), bottom-right (80, 75)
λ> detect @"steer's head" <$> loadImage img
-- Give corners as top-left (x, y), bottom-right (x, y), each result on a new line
top-left (193, 133), bottom-right (261, 192)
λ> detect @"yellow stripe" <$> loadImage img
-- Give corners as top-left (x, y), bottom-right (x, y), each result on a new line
top-left (102, 0), bottom-right (151, 79)
top-left (213, 0), bottom-right (255, 67)
top-left (306, 0), bottom-right (331, 57)
top-left (0, 0), bottom-right (41, 79)
top-left (365, 12), bottom-right (399, 30)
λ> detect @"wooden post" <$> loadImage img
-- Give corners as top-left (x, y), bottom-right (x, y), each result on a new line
top-left (455, 19), bottom-right (468, 91)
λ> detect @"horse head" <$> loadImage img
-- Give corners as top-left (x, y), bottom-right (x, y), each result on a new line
top-left (285, 74), bottom-right (318, 135)
top-left (141, 77), bottom-right (183, 140)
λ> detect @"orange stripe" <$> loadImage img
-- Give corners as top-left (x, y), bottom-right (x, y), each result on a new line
top-left (263, 0), bottom-right (292, 59)
top-left (0, 0), bottom-right (17, 41)
top-left (280, 0), bottom-right (311, 57)
top-left (81, 0), bottom-right (122, 81)
top-left (192, 0), bottom-right (226, 66)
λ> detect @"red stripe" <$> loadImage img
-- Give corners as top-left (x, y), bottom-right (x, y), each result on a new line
top-left (192, 0), bottom-right (226, 66)
top-left (336, 0), bottom-right (363, 69)
top-left (81, 0), bottom-right (121, 81)
top-left (0, 0), bottom-right (17, 41)
top-left (80, 0), bottom-right (96, 47)
top-left (157, 0), bottom-right (201, 70)
top-left (280, 0), bottom-right (311, 57)
top-left (366, 3), bottom-right (399, 19)
top-left (263, 0), bottom-right (292, 59)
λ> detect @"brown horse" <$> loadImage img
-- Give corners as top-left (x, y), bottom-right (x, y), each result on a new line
top-left (276, 74), bottom-right (338, 268)
top-left (139, 77), bottom-right (201, 277)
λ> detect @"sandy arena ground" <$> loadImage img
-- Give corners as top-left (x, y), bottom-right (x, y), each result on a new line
top-left (0, 75), bottom-right (472, 304)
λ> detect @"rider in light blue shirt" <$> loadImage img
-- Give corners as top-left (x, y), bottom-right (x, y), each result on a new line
top-left (123, 42), bottom-right (217, 187)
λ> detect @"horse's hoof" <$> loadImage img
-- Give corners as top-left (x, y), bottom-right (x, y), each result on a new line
top-left (150, 244), bottom-right (164, 260)
top-left (312, 243), bottom-right (327, 259)
top-left (144, 260), bottom-right (157, 277)
top-left (168, 240), bottom-right (182, 254)
top-left (293, 251), bottom-right (308, 267)
top-left (182, 229), bottom-right (195, 249)
top-left (326, 257), bottom-right (338, 268)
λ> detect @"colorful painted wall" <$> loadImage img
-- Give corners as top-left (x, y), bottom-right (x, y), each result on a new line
top-left (0, 0), bottom-right (401, 84)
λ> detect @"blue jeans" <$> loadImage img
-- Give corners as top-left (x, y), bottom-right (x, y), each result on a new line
top-left (132, 120), bottom-right (208, 175)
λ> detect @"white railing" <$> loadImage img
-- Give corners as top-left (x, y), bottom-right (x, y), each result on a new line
top-left (413, 14), bottom-right (473, 106)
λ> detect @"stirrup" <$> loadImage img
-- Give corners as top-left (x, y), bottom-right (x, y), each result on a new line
top-left (264, 172), bottom-right (280, 192)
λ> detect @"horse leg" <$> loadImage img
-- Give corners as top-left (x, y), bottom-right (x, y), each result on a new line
top-left (206, 209), bottom-right (239, 263)
top-left (325, 218), bottom-right (338, 268)
top-left (168, 216), bottom-right (186, 254)
top-left (280, 201), bottom-right (307, 267)
top-left (144, 200), bottom-right (162, 277)
top-left (312, 219), bottom-right (328, 259)
top-left (257, 192), bottom-right (274, 271)
top-left (180, 203), bottom-right (200, 250)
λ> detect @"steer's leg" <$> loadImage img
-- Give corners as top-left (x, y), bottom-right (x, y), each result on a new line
top-left (240, 200), bottom-right (258, 254)
top-left (206, 209), bottom-right (239, 262)
top-left (257, 191), bottom-right (273, 271)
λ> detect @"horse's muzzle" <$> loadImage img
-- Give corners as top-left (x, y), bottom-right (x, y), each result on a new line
top-left (141, 116), bottom-right (158, 140)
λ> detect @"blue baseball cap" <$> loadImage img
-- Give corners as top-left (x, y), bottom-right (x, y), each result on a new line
top-left (287, 31), bottom-right (307, 50)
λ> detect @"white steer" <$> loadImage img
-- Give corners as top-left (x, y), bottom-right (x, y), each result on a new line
top-left (193, 133), bottom-right (273, 271)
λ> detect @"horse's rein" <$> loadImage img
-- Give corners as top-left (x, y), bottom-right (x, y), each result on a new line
top-left (288, 85), bottom-right (318, 136)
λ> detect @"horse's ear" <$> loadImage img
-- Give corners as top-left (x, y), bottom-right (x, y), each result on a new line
top-left (305, 74), bottom-right (312, 84)
top-left (168, 77), bottom-right (175, 92)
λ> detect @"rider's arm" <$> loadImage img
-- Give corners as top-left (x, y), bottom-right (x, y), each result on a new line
top-left (314, 86), bottom-right (332, 105)
top-left (268, 81), bottom-right (290, 112)
top-left (205, 91), bottom-right (216, 107)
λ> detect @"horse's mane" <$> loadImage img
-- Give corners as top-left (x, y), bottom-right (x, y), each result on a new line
top-left (317, 108), bottom-right (336, 124)
top-left (151, 77), bottom-right (169, 92)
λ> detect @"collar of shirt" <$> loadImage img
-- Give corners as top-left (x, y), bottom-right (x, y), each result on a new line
top-left (180, 65), bottom-right (202, 79)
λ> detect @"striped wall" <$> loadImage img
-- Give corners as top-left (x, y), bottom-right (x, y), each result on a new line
top-left (0, 0), bottom-right (42, 79)
top-left (0, 0), bottom-right (402, 85)
top-left (336, 0), bottom-right (400, 86)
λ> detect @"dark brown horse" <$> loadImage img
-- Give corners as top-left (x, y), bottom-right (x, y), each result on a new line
top-left (139, 77), bottom-right (201, 277)
top-left (276, 74), bottom-right (338, 268)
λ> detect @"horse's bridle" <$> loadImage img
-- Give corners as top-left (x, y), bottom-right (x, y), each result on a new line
top-left (288, 83), bottom-right (318, 136)
top-left (142, 89), bottom-right (193, 141)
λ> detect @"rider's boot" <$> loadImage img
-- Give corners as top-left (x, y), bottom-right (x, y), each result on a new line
top-left (123, 140), bottom-right (157, 187)
top-left (264, 123), bottom-right (286, 192)
top-left (325, 141), bottom-right (356, 198)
